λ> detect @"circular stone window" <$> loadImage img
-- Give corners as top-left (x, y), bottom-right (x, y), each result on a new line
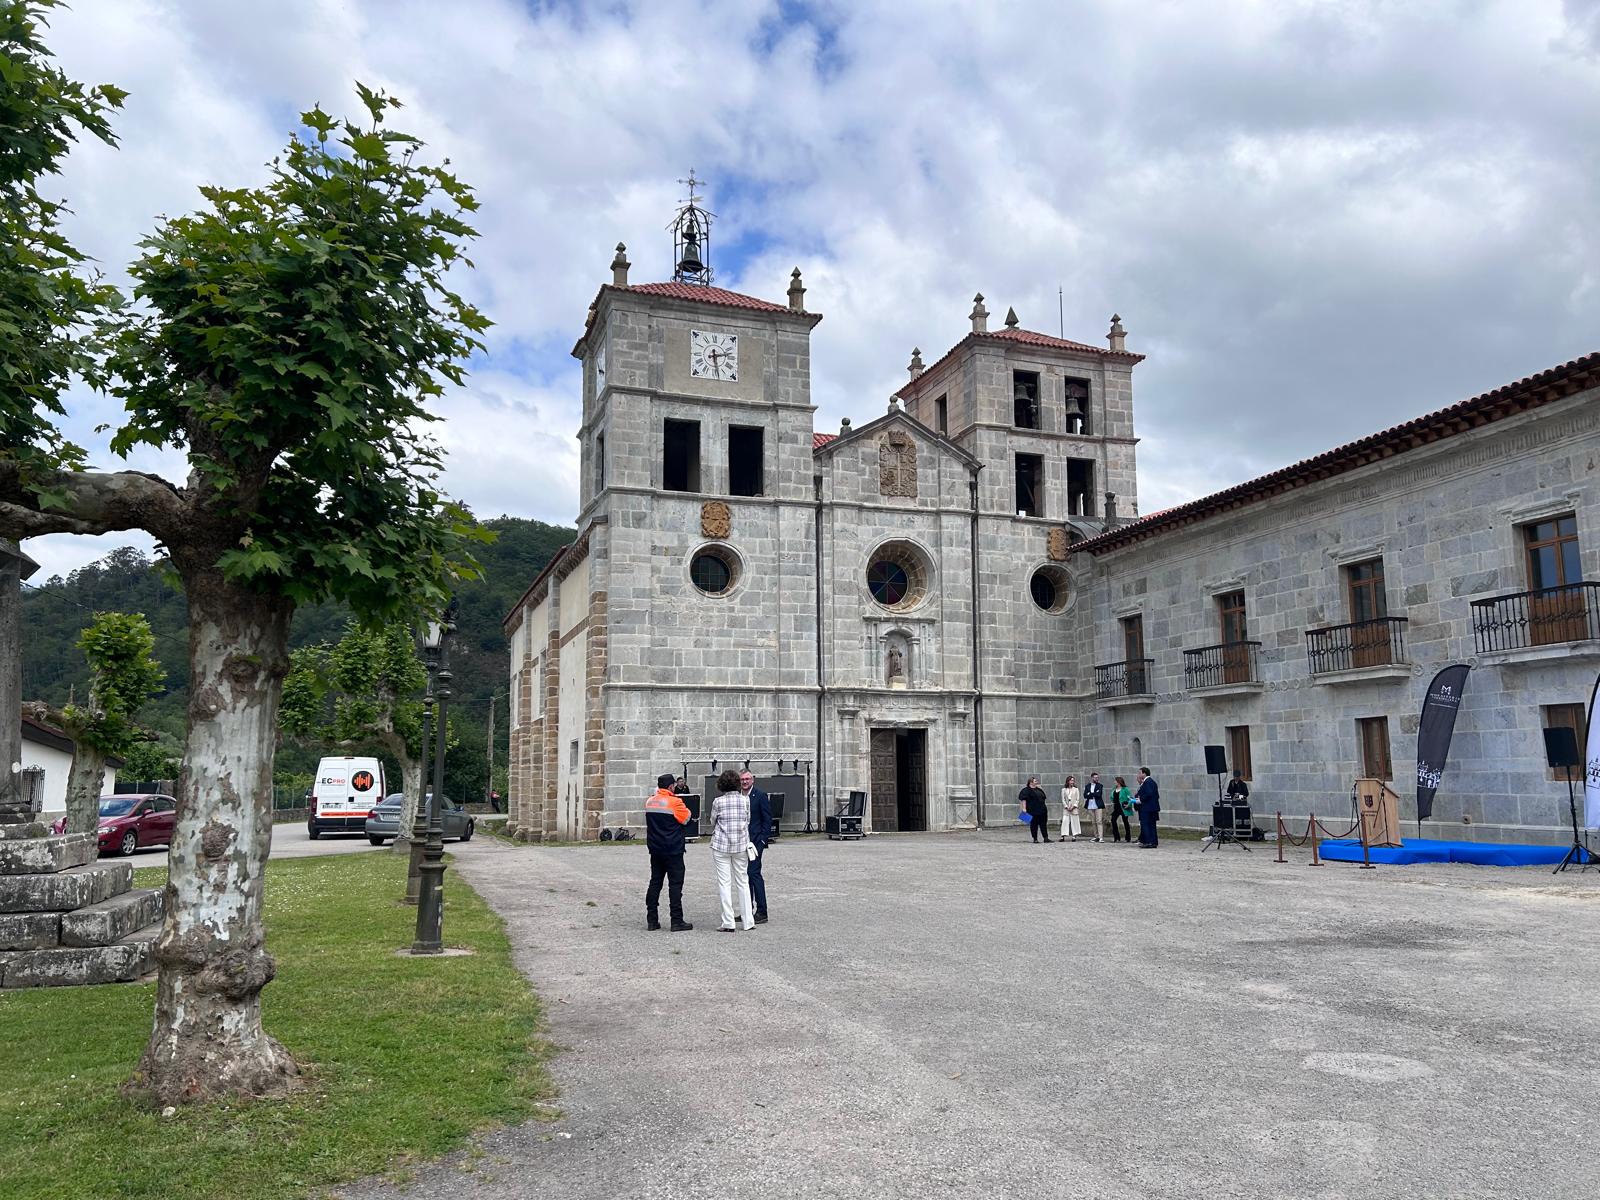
top-left (1029, 565), bottom-right (1071, 613)
top-left (866, 541), bottom-right (929, 611)
top-left (689, 545), bottom-right (739, 596)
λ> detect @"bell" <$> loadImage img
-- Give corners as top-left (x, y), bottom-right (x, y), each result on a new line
top-left (677, 226), bottom-right (704, 274)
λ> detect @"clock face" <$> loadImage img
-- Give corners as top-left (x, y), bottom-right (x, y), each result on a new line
top-left (595, 344), bottom-right (606, 385)
top-left (689, 329), bottom-right (739, 381)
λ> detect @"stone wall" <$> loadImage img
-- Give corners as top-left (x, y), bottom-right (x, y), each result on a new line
top-left (1075, 391), bottom-right (1600, 843)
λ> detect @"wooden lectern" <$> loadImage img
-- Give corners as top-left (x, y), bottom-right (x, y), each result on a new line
top-left (1356, 778), bottom-right (1403, 847)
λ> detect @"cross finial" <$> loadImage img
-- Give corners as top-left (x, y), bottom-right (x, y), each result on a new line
top-left (677, 169), bottom-right (705, 208)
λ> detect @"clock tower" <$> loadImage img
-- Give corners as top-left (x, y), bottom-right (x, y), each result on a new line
top-left (519, 186), bottom-right (822, 838)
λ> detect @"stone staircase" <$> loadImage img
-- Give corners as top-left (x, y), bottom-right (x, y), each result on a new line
top-left (0, 832), bottom-right (164, 988)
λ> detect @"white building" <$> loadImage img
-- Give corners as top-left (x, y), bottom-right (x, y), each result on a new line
top-left (19, 715), bottom-right (120, 817)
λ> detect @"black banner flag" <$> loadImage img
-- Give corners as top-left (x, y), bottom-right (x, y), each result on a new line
top-left (1416, 664), bottom-right (1471, 821)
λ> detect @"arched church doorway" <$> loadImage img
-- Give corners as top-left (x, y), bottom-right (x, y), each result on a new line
top-left (869, 727), bottom-right (927, 831)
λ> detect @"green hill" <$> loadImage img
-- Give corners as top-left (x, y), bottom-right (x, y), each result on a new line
top-left (20, 517), bottom-right (576, 804)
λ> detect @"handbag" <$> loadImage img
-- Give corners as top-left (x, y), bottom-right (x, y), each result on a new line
top-left (746, 843), bottom-right (758, 862)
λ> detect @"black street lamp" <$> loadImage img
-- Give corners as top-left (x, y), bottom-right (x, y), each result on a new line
top-left (412, 599), bottom-right (456, 954)
top-left (403, 679), bottom-right (433, 906)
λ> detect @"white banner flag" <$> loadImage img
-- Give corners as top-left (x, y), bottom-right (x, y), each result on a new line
top-left (1585, 673), bottom-right (1600, 830)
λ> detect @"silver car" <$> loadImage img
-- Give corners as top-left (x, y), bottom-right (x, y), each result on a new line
top-left (364, 793), bottom-right (475, 846)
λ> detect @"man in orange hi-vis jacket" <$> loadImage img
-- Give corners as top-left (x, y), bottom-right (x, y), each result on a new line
top-left (645, 772), bottom-right (694, 931)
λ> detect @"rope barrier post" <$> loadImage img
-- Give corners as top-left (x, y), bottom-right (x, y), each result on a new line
top-left (1309, 812), bottom-right (1322, 867)
top-left (1275, 811), bottom-right (1285, 864)
top-left (1359, 834), bottom-right (1375, 870)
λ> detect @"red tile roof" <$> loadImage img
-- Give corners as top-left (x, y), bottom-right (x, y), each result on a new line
top-left (812, 432), bottom-right (837, 450)
top-left (898, 325), bottom-right (1144, 399)
top-left (623, 282), bottom-right (793, 313)
top-left (1073, 350), bottom-right (1600, 556)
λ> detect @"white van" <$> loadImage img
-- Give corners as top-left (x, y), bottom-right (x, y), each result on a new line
top-left (308, 756), bottom-right (386, 839)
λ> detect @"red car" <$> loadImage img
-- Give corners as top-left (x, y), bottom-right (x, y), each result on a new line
top-left (96, 794), bottom-right (177, 857)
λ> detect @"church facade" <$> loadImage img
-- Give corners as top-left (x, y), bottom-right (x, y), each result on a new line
top-left (505, 234), bottom-right (1600, 845)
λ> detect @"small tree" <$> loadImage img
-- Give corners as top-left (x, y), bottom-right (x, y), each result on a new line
top-left (282, 620), bottom-right (429, 851)
top-left (24, 611), bottom-right (164, 833)
top-left (0, 9), bottom-right (487, 1105)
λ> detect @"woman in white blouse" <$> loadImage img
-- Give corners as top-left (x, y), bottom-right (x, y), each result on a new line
top-left (709, 768), bottom-right (756, 932)
top-left (1060, 775), bottom-right (1082, 843)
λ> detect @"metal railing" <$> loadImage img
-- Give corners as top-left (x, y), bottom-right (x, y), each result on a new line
top-left (1470, 583), bottom-right (1600, 653)
top-left (1305, 617), bottom-right (1409, 675)
top-left (1094, 658), bottom-right (1154, 699)
top-left (1182, 640), bottom-right (1262, 689)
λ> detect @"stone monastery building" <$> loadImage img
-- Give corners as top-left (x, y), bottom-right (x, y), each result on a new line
top-left (505, 209), bottom-right (1600, 845)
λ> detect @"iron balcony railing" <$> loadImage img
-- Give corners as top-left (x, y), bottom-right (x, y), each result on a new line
top-left (1305, 617), bottom-right (1409, 675)
top-left (1470, 583), bottom-right (1600, 653)
top-left (1182, 640), bottom-right (1263, 689)
top-left (1094, 658), bottom-right (1154, 699)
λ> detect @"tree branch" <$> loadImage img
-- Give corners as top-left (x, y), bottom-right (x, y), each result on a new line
top-left (0, 463), bottom-right (188, 543)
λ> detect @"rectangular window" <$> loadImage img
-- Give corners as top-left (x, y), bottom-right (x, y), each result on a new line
top-left (1064, 378), bottom-right (1090, 435)
top-left (727, 425), bottom-right (764, 497)
top-left (935, 394), bottom-right (948, 435)
top-left (1217, 590), bottom-right (1249, 683)
top-left (662, 419), bottom-right (701, 492)
top-left (533, 654), bottom-right (544, 717)
top-left (1012, 370), bottom-right (1040, 429)
top-left (1357, 716), bottom-right (1393, 781)
top-left (510, 675), bottom-right (521, 730)
top-left (1226, 725), bottom-right (1253, 781)
top-left (1543, 703), bottom-right (1585, 781)
top-left (595, 433), bottom-right (606, 493)
top-left (1522, 514), bottom-right (1585, 645)
top-left (1067, 458), bottom-right (1095, 517)
top-left (1345, 558), bottom-right (1392, 666)
top-left (1121, 614), bottom-right (1147, 693)
top-left (569, 739), bottom-right (579, 771)
top-left (1015, 453), bottom-right (1044, 517)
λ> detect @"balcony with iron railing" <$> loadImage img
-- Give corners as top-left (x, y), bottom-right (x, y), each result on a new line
top-left (1094, 658), bottom-right (1155, 703)
top-left (1305, 617), bottom-right (1410, 680)
top-left (1181, 640), bottom-right (1263, 693)
top-left (1470, 583), bottom-right (1600, 658)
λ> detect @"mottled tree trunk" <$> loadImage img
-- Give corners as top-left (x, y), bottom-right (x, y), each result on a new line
top-left (128, 576), bottom-right (299, 1106)
top-left (63, 747), bottom-right (107, 836)
top-left (390, 750), bottom-right (423, 853)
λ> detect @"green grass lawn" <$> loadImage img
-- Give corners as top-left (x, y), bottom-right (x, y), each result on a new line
top-left (0, 853), bottom-right (554, 1200)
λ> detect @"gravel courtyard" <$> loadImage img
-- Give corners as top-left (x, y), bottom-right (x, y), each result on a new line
top-left (343, 829), bottom-right (1600, 1200)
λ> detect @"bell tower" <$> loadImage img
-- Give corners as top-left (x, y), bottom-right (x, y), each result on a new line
top-left (670, 169), bottom-right (714, 285)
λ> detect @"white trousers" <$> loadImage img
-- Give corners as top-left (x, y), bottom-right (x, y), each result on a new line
top-left (1061, 809), bottom-right (1082, 838)
top-left (713, 849), bottom-right (756, 930)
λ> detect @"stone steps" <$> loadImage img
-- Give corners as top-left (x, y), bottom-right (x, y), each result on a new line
top-left (60, 887), bottom-right (163, 947)
top-left (0, 833), bottom-right (97, 875)
top-left (0, 860), bottom-right (132, 913)
top-left (0, 921), bottom-right (159, 988)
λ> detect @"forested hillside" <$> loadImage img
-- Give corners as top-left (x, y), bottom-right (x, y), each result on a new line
top-left (20, 517), bottom-right (575, 802)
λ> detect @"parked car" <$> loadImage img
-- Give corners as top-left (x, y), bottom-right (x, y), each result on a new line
top-left (363, 793), bottom-right (474, 846)
top-left (96, 794), bottom-right (177, 857)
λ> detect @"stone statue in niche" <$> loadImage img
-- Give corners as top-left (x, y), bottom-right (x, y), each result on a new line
top-left (878, 431), bottom-right (918, 498)
top-left (884, 635), bottom-right (910, 688)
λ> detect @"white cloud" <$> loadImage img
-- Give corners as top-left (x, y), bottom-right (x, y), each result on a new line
top-left (21, 0), bottom-right (1600, 574)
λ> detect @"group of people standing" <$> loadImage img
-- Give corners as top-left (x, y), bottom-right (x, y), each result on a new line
top-left (1018, 767), bottom-right (1162, 848)
top-left (643, 768), bottom-right (772, 933)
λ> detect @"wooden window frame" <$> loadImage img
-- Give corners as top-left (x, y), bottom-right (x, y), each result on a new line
top-left (1226, 725), bottom-right (1253, 781)
top-left (1356, 716), bottom-right (1393, 781)
top-left (1542, 703), bottom-right (1586, 782)
top-left (1522, 514), bottom-right (1581, 591)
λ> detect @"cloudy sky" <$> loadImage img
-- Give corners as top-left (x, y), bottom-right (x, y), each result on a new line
top-left (24, 0), bottom-right (1600, 580)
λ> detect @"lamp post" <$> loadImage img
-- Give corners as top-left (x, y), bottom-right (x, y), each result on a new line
top-left (412, 599), bottom-right (456, 954)
top-left (403, 680), bottom-right (433, 905)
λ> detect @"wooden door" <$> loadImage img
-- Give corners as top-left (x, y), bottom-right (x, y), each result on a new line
top-left (1218, 591), bottom-right (1249, 682)
top-left (902, 731), bottom-right (927, 831)
top-left (1346, 560), bottom-right (1390, 666)
top-left (1524, 516), bottom-right (1586, 645)
top-left (1121, 616), bottom-right (1146, 694)
top-left (870, 729), bottom-right (898, 832)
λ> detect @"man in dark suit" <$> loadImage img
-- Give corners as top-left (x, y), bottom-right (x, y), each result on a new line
top-left (1135, 767), bottom-right (1161, 848)
top-left (740, 770), bottom-right (771, 925)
